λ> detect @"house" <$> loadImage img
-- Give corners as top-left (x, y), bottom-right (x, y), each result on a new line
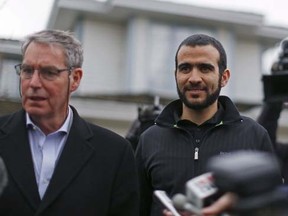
top-left (1, 0), bottom-right (288, 139)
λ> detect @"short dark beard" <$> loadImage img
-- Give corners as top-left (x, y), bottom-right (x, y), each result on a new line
top-left (176, 78), bottom-right (221, 110)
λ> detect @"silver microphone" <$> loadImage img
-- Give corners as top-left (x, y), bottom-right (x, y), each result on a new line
top-left (172, 193), bottom-right (202, 215)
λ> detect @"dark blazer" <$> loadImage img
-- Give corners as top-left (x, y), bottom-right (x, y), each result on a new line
top-left (0, 107), bottom-right (139, 216)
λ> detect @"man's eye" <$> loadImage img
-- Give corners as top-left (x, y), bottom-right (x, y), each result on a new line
top-left (22, 67), bottom-right (34, 74)
top-left (41, 68), bottom-right (57, 76)
top-left (178, 65), bottom-right (190, 73)
top-left (199, 65), bottom-right (213, 73)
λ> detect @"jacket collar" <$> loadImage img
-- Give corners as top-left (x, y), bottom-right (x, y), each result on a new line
top-left (155, 95), bottom-right (242, 127)
top-left (0, 106), bottom-right (95, 213)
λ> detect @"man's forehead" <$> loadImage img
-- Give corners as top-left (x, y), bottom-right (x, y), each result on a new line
top-left (177, 45), bottom-right (220, 61)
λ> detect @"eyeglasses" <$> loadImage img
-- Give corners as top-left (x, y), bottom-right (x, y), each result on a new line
top-left (14, 64), bottom-right (73, 81)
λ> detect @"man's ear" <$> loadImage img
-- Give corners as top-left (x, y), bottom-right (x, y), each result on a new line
top-left (70, 68), bottom-right (83, 92)
top-left (221, 69), bottom-right (230, 87)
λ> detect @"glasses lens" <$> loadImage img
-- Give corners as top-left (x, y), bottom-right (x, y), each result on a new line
top-left (20, 66), bottom-right (34, 79)
top-left (40, 67), bottom-right (59, 81)
top-left (16, 64), bottom-right (69, 80)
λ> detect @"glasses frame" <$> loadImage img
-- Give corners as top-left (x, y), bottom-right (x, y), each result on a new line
top-left (14, 64), bottom-right (73, 81)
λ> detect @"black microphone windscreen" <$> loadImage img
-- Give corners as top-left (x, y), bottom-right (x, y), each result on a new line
top-left (0, 157), bottom-right (8, 195)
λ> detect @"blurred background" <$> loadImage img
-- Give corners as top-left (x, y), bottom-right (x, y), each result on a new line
top-left (0, 0), bottom-right (288, 140)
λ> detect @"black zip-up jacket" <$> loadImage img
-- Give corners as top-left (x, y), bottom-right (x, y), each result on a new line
top-left (135, 96), bottom-right (275, 216)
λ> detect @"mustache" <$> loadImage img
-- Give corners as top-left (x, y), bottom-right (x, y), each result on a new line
top-left (183, 84), bottom-right (207, 91)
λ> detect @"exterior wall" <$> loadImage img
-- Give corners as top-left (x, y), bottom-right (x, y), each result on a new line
top-left (77, 19), bottom-right (127, 95)
top-left (0, 58), bottom-right (20, 99)
top-left (69, 97), bottom-right (138, 136)
top-left (233, 38), bottom-right (263, 103)
top-left (216, 29), bottom-right (236, 99)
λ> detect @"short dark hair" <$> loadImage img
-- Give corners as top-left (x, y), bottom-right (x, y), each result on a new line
top-left (175, 34), bottom-right (227, 74)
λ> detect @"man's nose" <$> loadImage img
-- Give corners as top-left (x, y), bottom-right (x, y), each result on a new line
top-left (188, 69), bottom-right (202, 82)
top-left (29, 70), bottom-right (42, 87)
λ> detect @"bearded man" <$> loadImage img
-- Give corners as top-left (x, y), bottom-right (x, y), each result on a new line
top-left (135, 34), bottom-right (276, 216)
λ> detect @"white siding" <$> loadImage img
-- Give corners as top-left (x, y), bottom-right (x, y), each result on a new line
top-left (0, 59), bottom-right (20, 99)
top-left (233, 39), bottom-right (263, 103)
top-left (78, 19), bottom-right (126, 95)
top-left (126, 17), bottom-right (150, 93)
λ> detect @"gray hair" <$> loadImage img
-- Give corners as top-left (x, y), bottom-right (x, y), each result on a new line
top-left (21, 29), bottom-right (83, 68)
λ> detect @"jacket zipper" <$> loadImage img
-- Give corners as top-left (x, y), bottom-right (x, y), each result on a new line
top-left (193, 122), bottom-right (224, 161)
top-left (194, 147), bottom-right (199, 160)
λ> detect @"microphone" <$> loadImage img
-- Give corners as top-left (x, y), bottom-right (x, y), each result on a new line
top-left (0, 157), bottom-right (8, 196)
top-left (171, 151), bottom-right (288, 216)
top-left (172, 193), bottom-right (202, 215)
top-left (206, 151), bottom-right (287, 214)
top-left (185, 172), bottom-right (218, 209)
top-left (154, 190), bottom-right (181, 216)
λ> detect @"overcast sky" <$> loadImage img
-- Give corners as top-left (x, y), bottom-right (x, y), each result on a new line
top-left (0, 0), bottom-right (54, 39)
top-left (0, 0), bottom-right (288, 39)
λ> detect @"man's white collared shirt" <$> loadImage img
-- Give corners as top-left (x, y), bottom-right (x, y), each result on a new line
top-left (26, 107), bottom-right (73, 199)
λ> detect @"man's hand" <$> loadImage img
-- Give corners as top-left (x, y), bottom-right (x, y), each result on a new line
top-left (201, 192), bottom-right (237, 216)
